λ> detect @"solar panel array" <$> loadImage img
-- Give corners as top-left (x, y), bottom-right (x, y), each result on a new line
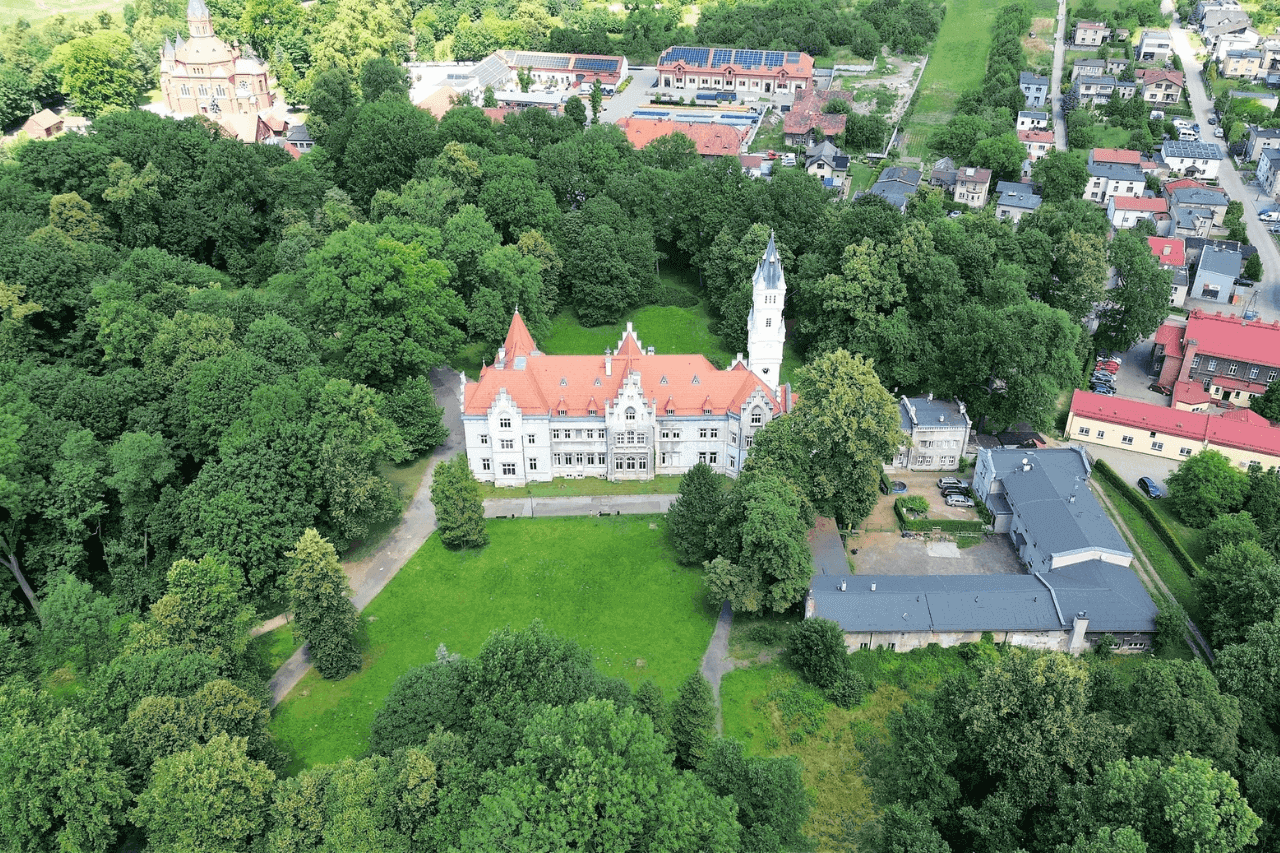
top-left (512, 53), bottom-right (571, 68)
top-left (661, 46), bottom-right (711, 66)
top-left (574, 57), bottom-right (619, 72)
top-left (712, 48), bottom-right (733, 66)
top-left (660, 46), bottom-right (803, 69)
top-left (764, 51), bottom-right (786, 66)
top-left (786, 52), bottom-right (801, 63)
top-left (736, 49), bottom-right (764, 67)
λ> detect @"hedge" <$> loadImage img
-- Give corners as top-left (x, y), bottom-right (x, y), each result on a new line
top-left (893, 498), bottom-right (986, 533)
top-left (1091, 459), bottom-right (1202, 577)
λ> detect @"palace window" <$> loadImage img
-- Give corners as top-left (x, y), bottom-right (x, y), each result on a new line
top-left (765, 318), bottom-right (771, 327)
top-left (1191, 356), bottom-right (1201, 368)
top-left (699, 428), bottom-right (708, 438)
top-left (751, 410), bottom-right (763, 426)
top-left (502, 463), bottom-right (516, 476)
top-left (581, 453), bottom-right (590, 465)
top-left (499, 417), bottom-right (512, 429)
top-left (1207, 359), bottom-right (1217, 372)
top-left (615, 458), bottom-right (624, 470)
top-left (709, 428), bottom-right (719, 439)
top-left (625, 407), bottom-right (636, 421)
top-left (1122, 435), bottom-right (1134, 445)
top-left (746, 437), bottom-right (753, 448)
top-left (526, 434), bottom-right (535, 445)
top-left (698, 452), bottom-right (707, 463)
top-left (553, 454), bottom-right (562, 465)
top-left (480, 435), bottom-right (489, 445)
top-left (482, 458), bottom-right (491, 471)
top-left (552, 430), bottom-right (561, 440)
top-left (500, 439), bottom-right (514, 450)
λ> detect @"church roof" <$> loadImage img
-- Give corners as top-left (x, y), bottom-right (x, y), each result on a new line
top-left (188, 0), bottom-right (210, 19)
top-left (755, 231), bottom-right (784, 289)
top-left (464, 315), bottom-right (785, 418)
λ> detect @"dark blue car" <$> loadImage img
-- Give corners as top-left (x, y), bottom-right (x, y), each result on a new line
top-left (1138, 477), bottom-right (1162, 499)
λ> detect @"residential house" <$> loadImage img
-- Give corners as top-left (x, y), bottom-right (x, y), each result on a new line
top-left (1211, 26), bottom-right (1260, 62)
top-left (1223, 48), bottom-right (1263, 78)
top-left (929, 156), bottom-right (957, 190)
top-left (1159, 139), bottom-right (1225, 179)
top-left (285, 123), bottom-right (314, 153)
top-left (1072, 58), bottom-right (1108, 80)
top-left (1075, 20), bottom-right (1111, 46)
top-left (1114, 79), bottom-right (1138, 100)
top-left (782, 89), bottom-right (847, 146)
top-left (1070, 389), bottom-right (1280, 469)
top-left (1092, 147), bottom-right (1143, 166)
top-left (1247, 125), bottom-right (1280, 161)
top-left (462, 240), bottom-right (792, 486)
top-left (1259, 148), bottom-right (1280, 198)
top-left (804, 140), bottom-right (850, 185)
top-left (21, 109), bottom-right (63, 139)
top-left (1169, 182), bottom-right (1229, 224)
top-left (1017, 110), bottom-right (1049, 130)
top-left (1077, 75), bottom-right (1117, 106)
top-left (994, 180), bottom-right (1042, 222)
top-left (614, 117), bottom-right (745, 160)
top-left (1152, 308), bottom-right (1280, 411)
top-left (1020, 71), bottom-right (1050, 107)
top-left (1196, 0), bottom-right (1250, 30)
top-left (1019, 129), bottom-right (1054, 161)
top-left (1084, 153), bottom-right (1145, 205)
top-left (657, 46), bottom-right (812, 94)
top-left (953, 166), bottom-right (993, 209)
top-left (1108, 195), bottom-right (1169, 229)
top-left (1136, 68), bottom-right (1185, 104)
top-left (1262, 36), bottom-right (1280, 73)
top-left (893, 395), bottom-right (972, 470)
top-left (1138, 30), bottom-right (1173, 62)
top-left (866, 166), bottom-right (922, 211)
top-left (810, 446), bottom-right (1156, 655)
top-left (1148, 236), bottom-right (1189, 305)
top-left (1191, 242), bottom-right (1243, 303)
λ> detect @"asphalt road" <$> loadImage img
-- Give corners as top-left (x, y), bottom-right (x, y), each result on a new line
top-left (1170, 18), bottom-right (1280, 320)
top-left (1051, 0), bottom-right (1068, 151)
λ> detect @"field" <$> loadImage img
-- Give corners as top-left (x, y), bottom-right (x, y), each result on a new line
top-left (902, 0), bottom-right (1058, 158)
top-left (0, 0), bottom-right (124, 26)
top-left (269, 515), bottom-right (718, 773)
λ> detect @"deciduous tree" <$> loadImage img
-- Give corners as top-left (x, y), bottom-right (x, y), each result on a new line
top-left (1166, 449), bottom-right (1249, 527)
top-left (288, 528), bottom-right (362, 680)
top-left (430, 455), bottom-right (488, 550)
top-left (668, 461), bottom-right (726, 566)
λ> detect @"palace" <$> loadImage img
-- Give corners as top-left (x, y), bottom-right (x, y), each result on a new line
top-left (462, 236), bottom-right (791, 486)
top-left (159, 0), bottom-right (273, 118)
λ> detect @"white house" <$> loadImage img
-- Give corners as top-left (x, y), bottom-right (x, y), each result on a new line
top-left (1020, 71), bottom-right (1050, 107)
top-left (994, 181), bottom-right (1042, 223)
top-left (1259, 148), bottom-right (1280, 199)
top-left (1108, 195), bottom-right (1169, 229)
top-left (894, 396), bottom-right (972, 470)
top-left (1191, 243), bottom-right (1243, 303)
top-left (1138, 30), bottom-right (1173, 62)
top-left (1159, 139), bottom-right (1224, 180)
top-left (1017, 110), bottom-right (1049, 130)
top-left (1075, 20), bottom-right (1111, 46)
top-left (461, 237), bottom-right (791, 486)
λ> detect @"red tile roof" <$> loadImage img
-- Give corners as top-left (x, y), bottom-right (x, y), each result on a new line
top-left (614, 117), bottom-right (744, 157)
top-left (1019, 130), bottom-right (1054, 144)
top-left (1136, 68), bottom-right (1184, 88)
top-left (1112, 196), bottom-right (1168, 211)
top-left (464, 314), bottom-right (785, 418)
top-left (782, 89), bottom-right (847, 137)
top-left (1092, 147), bottom-right (1142, 165)
top-left (1155, 321), bottom-right (1185, 356)
top-left (1147, 236), bottom-right (1185, 267)
top-left (1163, 177), bottom-right (1224, 196)
top-left (1173, 379), bottom-right (1211, 406)
top-left (1182, 309), bottom-right (1280, 367)
top-left (1071, 389), bottom-right (1280, 457)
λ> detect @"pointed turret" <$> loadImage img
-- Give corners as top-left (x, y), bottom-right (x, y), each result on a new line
top-left (501, 312), bottom-right (538, 363)
top-left (187, 0), bottom-right (212, 38)
top-left (746, 229), bottom-right (786, 392)
top-left (162, 36), bottom-right (175, 58)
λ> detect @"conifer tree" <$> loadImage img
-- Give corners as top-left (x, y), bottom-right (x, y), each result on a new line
top-left (431, 455), bottom-right (489, 549)
top-left (667, 462), bottom-right (724, 566)
top-left (287, 528), bottom-right (361, 680)
top-left (670, 672), bottom-right (715, 769)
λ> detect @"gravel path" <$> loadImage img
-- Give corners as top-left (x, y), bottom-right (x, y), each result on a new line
top-left (700, 601), bottom-right (734, 735)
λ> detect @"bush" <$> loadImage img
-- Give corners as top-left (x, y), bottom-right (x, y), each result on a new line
top-left (897, 495), bottom-right (929, 515)
top-left (825, 670), bottom-right (868, 709)
top-left (1092, 459), bottom-right (1201, 576)
top-left (786, 618), bottom-right (849, 689)
top-left (1154, 600), bottom-right (1189, 655)
top-left (654, 283), bottom-right (700, 308)
top-left (745, 621), bottom-right (791, 645)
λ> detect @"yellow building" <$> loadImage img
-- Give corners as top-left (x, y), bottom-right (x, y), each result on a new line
top-left (159, 0), bottom-right (273, 118)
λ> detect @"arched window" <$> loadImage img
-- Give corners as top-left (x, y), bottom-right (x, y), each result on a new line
top-left (625, 407), bottom-right (636, 421)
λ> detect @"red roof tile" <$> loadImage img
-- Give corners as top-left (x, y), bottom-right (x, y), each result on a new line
top-left (783, 89), bottom-right (848, 137)
top-left (464, 315), bottom-right (784, 418)
top-left (1071, 389), bottom-right (1280, 457)
top-left (1018, 130), bottom-right (1054, 144)
top-left (1147, 236), bottom-right (1185, 267)
top-left (1154, 320), bottom-right (1186, 357)
top-left (1182, 309), bottom-right (1280, 367)
top-left (1136, 68), bottom-right (1184, 88)
top-left (1173, 379), bottom-right (1211, 406)
top-left (614, 117), bottom-right (744, 157)
top-left (1092, 147), bottom-right (1142, 165)
top-left (1112, 196), bottom-right (1168, 211)
top-left (1163, 177), bottom-right (1224, 196)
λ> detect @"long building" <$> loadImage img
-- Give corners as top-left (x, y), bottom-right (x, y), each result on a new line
top-left (461, 236), bottom-right (791, 486)
top-left (656, 47), bottom-right (813, 95)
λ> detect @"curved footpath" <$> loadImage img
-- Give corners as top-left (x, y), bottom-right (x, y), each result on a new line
top-left (264, 367), bottom-right (683, 705)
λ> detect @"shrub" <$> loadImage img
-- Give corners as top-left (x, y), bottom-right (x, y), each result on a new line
top-left (745, 622), bottom-right (791, 645)
top-left (786, 618), bottom-right (849, 689)
top-left (1154, 601), bottom-right (1189, 656)
top-left (654, 284), bottom-right (700, 308)
top-left (825, 670), bottom-right (868, 709)
top-left (897, 495), bottom-right (929, 515)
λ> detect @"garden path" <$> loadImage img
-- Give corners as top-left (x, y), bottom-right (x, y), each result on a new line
top-left (700, 601), bottom-right (734, 734)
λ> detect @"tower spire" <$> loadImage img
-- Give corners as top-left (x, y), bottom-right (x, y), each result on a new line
top-left (746, 229), bottom-right (786, 393)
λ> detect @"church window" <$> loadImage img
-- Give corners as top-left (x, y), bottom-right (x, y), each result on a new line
top-left (625, 407), bottom-right (636, 421)
top-left (238, 79), bottom-right (249, 91)
top-left (215, 85), bottom-right (226, 97)
top-left (198, 85), bottom-right (208, 96)
top-left (751, 410), bottom-right (763, 426)
top-left (180, 84), bottom-right (191, 96)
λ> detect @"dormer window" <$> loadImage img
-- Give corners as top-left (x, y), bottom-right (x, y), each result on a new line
top-left (559, 409), bottom-right (567, 416)
top-left (560, 377), bottom-right (567, 386)
top-left (594, 378), bottom-right (601, 386)
top-left (660, 376), bottom-right (668, 384)
top-left (692, 375), bottom-right (700, 385)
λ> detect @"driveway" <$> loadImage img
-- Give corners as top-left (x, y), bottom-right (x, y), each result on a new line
top-left (1171, 19), bottom-right (1280, 320)
top-left (1080, 442), bottom-right (1179, 496)
top-left (597, 66), bottom-right (658, 124)
top-left (1099, 335), bottom-right (1171, 406)
top-left (1050, 0), bottom-right (1068, 151)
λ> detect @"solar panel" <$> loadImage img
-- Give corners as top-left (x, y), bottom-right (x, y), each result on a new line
top-left (786, 52), bottom-right (801, 64)
top-left (574, 57), bottom-right (619, 72)
top-left (661, 46), bottom-right (710, 66)
top-left (712, 48), bottom-right (733, 66)
top-left (764, 51), bottom-right (785, 66)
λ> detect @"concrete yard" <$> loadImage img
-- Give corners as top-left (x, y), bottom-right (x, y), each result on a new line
top-left (842, 531), bottom-right (1024, 578)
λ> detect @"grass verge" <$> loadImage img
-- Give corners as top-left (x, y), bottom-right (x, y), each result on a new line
top-left (477, 474), bottom-right (685, 498)
top-left (250, 624), bottom-right (299, 674)
top-left (270, 515), bottom-right (717, 774)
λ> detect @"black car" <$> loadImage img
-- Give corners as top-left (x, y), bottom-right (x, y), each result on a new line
top-left (940, 486), bottom-right (970, 499)
top-left (1138, 477), bottom-right (1163, 499)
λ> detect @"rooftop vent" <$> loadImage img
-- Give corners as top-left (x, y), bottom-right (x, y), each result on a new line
top-left (870, 583), bottom-right (876, 592)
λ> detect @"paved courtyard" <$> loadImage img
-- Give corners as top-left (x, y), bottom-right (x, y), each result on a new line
top-left (841, 531), bottom-right (1024, 578)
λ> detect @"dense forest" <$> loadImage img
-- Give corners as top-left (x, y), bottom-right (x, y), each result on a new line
top-left (0, 0), bottom-right (946, 130)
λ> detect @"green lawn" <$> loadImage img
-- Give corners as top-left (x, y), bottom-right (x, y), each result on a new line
top-left (903, 0), bottom-right (1003, 158)
top-left (270, 515), bottom-right (718, 774)
top-left (250, 624), bottom-right (298, 675)
top-left (1088, 125), bottom-right (1132, 151)
top-left (477, 474), bottom-right (686, 498)
top-left (0, 0), bottom-right (124, 25)
top-left (1094, 480), bottom-right (1206, 629)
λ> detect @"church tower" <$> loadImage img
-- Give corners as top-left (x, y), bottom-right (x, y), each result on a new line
top-left (187, 0), bottom-right (212, 38)
top-left (747, 231), bottom-right (786, 392)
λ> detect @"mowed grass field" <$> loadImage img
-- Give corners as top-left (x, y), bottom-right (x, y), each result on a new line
top-left (270, 515), bottom-right (718, 774)
top-left (903, 0), bottom-right (1058, 158)
top-left (0, 0), bottom-right (124, 26)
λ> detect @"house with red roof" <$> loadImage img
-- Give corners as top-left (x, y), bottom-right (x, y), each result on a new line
top-left (614, 117), bottom-right (745, 159)
top-left (1148, 237), bottom-right (1188, 305)
top-left (1068, 390), bottom-right (1280, 470)
top-left (1152, 309), bottom-right (1280, 410)
top-left (462, 237), bottom-right (792, 486)
top-left (1107, 194), bottom-right (1169, 230)
top-left (783, 89), bottom-right (848, 146)
top-left (657, 46), bottom-right (813, 95)
top-left (1136, 68), bottom-right (1185, 104)
top-left (1018, 129), bottom-right (1054, 161)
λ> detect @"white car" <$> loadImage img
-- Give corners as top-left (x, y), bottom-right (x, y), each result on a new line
top-left (1260, 211), bottom-right (1280, 222)
top-left (945, 494), bottom-right (975, 508)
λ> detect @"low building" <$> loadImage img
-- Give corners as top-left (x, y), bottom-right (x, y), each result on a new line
top-left (502, 50), bottom-right (628, 87)
top-left (614, 117), bottom-right (745, 159)
top-left (1168, 184), bottom-right (1230, 230)
top-left (953, 166), bottom-right (992, 208)
top-left (1077, 75), bottom-right (1117, 106)
top-left (1017, 110), bottom-right (1049, 130)
top-left (804, 140), bottom-right (850, 185)
top-left (893, 395), bottom-right (972, 470)
top-left (1019, 129), bottom-right (1054, 161)
top-left (1075, 20), bottom-right (1111, 46)
top-left (1189, 242), bottom-right (1243, 304)
top-left (1138, 29), bottom-right (1174, 62)
top-left (1149, 236), bottom-right (1188, 305)
top-left (1197, 0), bottom-right (1249, 31)
top-left (1247, 125), bottom-right (1280, 161)
top-left (657, 46), bottom-right (813, 95)
top-left (21, 109), bottom-right (65, 139)
top-left (1159, 139), bottom-right (1225, 180)
top-left (1259, 148), bottom-right (1280, 198)
top-left (1108, 195), bottom-right (1169, 229)
top-left (782, 89), bottom-right (847, 146)
top-left (1069, 389), bottom-right (1280, 468)
top-left (1072, 58), bottom-right (1107, 80)
top-left (866, 166), bottom-right (922, 211)
top-left (1020, 71), bottom-right (1050, 107)
top-left (1084, 159), bottom-right (1145, 205)
top-left (1223, 48), bottom-right (1263, 78)
top-left (1136, 68), bottom-right (1185, 104)
top-left (994, 180), bottom-right (1042, 222)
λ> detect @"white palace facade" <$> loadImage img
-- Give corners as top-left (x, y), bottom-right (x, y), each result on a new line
top-left (462, 235), bottom-right (792, 486)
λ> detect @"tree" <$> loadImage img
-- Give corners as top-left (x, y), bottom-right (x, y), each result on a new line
top-left (667, 462), bottom-right (725, 566)
top-left (1166, 449), bottom-right (1249, 527)
top-left (430, 455), bottom-right (488, 549)
top-left (590, 78), bottom-right (603, 123)
top-left (132, 733), bottom-right (276, 853)
top-left (747, 349), bottom-right (901, 528)
top-left (1252, 382), bottom-right (1280, 423)
top-left (564, 94), bottom-right (587, 127)
top-left (670, 673), bottom-right (715, 769)
top-left (265, 754), bottom-right (413, 852)
top-left (382, 376), bottom-right (448, 455)
top-left (1095, 232), bottom-right (1173, 353)
top-left (298, 222), bottom-right (465, 390)
top-left (1245, 252), bottom-right (1263, 281)
top-left (713, 473), bottom-right (815, 612)
top-left (786, 618), bottom-right (849, 689)
top-left (866, 803), bottom-right (952, 853)
top-left (1199, 540), bottom-right (1280, 647)
top-left (1203, 511), bottom-right (1262, 558)
top-left (341, 97), bottom-right (438, 208)
top-left (844, 113), bottom-right (890, 153)
top-left (704, 556), bottom-right (766, 614)
top-left (1122, 659), bottom-right (1241, 770)
top-left (149, 554), bottom-right (258, 674)
top-left (35, 572), bottom-right (122, 677)
top-left (697, 738), bottom-right (810, 852)
top-left (288, 528), bottom-right (362, 680)
top-left (463, 700), bottom-right (739, 851)
top-left (48, 31), bottom-right (143, 117)
top-left (971, 132), bottom-right (1026, 182)
top-left (359, 55), bottom-right (408, 103)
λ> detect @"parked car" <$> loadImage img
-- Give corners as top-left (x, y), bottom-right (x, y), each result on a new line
top-left (1090, 385), bottom-right (1117, 395)
top-left (1214, 128), bottom-right (1224, 138)
top-left (937, 476), bottom-right (965, 489)
top-left (1096, 352), bottom-right (1121, 366)
top-left (1259, 210), bottom-right (1280, 222)
top-left (1268, 223), bottom-right (1280, 234)
top-left (1148, 383), bottom-right (1173, 395)
top-left (1096, 361), bottom-right (1120, 374)
top-left (1192, 123), bottom-right (1201, 132)
top-left (1208, 116), bottom-right (1217, 125)
top-left (941, 487), bottom-right (970, 499)
top-left (1137, 477), bottom-right (1163, 499)
top-left (945, 494), bottom-right (976, 508)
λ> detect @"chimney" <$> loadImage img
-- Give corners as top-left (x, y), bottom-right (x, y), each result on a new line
top-left (647, 346), bottom-right (655, 355)
top-left (1069, 613), bottom-right (1090, 654)
top-left (496, 345), bottom-right (506, 368)
top-left (605, 350), bottom-right (612, 377)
